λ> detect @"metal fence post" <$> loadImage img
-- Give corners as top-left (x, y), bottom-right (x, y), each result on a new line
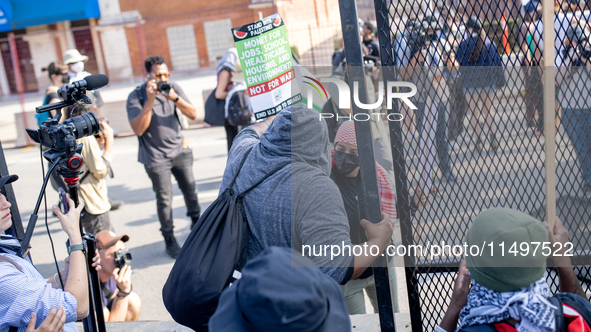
top-left (371, 1), bottom-right (424, 331)
top-left (338, 0), bottom-right (396, 331)
top-left (135, 17), bottom-right (147, 77)
top-left (8, 32), bottom-right (30, 145)
top-left (542, 0), bottom-right (556, 229)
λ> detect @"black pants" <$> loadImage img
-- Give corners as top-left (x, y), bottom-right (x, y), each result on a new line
top-left (144, 148), bottom-right (201, 235)
top-left (225, 121), bottom-right (239, 152)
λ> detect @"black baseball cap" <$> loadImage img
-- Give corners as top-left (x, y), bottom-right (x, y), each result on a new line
top-left (0, 175), bottom-right (18, 190)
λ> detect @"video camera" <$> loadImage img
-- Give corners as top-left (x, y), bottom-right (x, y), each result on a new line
top-left (25, 74), bottom-right (108, 170)
top-left (566, 24), bottom-right (591, 60)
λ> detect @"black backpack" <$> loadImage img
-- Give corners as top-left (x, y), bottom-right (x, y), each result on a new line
top-left (162, 147), bottom-right (286, 331)
top-left (227, 89), bottom-right (253, 127)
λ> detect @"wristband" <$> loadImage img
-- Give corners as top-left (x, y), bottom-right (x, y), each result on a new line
top-left (263, 119), bottom-right (271, 127)
top-left (66, 239), bottom-right (86, 255)
top-left (116, 284), bottom-right (132, 298)
top-left (173, 96), bottom-right (180, 103)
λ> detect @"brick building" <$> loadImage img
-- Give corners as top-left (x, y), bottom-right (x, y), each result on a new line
top-left (0, 0), bottom-right (342, 96)
top-left (116, 0), bottom-right (342, 75)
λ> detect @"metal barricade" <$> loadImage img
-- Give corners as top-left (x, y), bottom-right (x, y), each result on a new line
top-left (358, 0), bottom-right (591, 331)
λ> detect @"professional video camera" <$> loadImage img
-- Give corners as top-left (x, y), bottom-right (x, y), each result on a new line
top-left (26, 75), bottom-right (108, 174)
top-left (566, 24), bottom-right (591, 60)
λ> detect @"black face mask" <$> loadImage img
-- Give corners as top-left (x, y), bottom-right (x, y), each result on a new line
top-left (334, 150), bottom-right (359, 176)
top-left (61, 75), bottom-right (70, 84)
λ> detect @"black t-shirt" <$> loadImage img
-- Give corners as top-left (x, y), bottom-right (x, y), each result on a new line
top-left (126, 82), bottom-right (191, 165)
top-left (363, 37), bottom-right (380, 58)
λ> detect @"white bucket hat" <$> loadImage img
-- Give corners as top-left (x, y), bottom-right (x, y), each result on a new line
top-left (63, 49), bottom-right (89, 65)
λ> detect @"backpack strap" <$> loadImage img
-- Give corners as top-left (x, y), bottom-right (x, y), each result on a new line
top-left (227, 147), bottom-right (255, 190)
top-left (136, 84), bottom-right (184, 129)
top-left (79, 157), bottom-right (114, 184)
top-left (549, 296), bottom-right (565, 332)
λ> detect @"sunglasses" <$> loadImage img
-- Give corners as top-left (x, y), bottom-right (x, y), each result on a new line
top-left (152, 73), bottom-right (170, 78)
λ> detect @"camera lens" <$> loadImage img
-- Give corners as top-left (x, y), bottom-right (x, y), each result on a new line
top-left (157, 81), bottom-right (171, 95)
top-left (63, 112), bottom-right (100, 139)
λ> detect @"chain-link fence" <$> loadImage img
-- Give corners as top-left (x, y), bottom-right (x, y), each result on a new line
top-left (368, 0), bottom-right (591, 331)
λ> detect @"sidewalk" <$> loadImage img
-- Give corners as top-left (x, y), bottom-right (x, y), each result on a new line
top-left (0, 69), bottom-right (218, 147)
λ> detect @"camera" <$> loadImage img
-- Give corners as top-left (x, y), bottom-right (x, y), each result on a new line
top-left (566, 24), bottom-right (591, 60)
top-left (27, 113), bottom-right (100, 153)
top-left (114, 249), bottom-right (133, 268)
top-left (156, 81), bottom-right (171, 95)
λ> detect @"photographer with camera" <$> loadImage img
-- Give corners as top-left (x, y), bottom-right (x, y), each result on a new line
top-left (95, 230), bottom-right (141, 322)
top-left (0, 174), bottom-right (94, 331)
top-left (63, 95), bottom-right (115, 236)
top-left (126, 55), bottom-right (200, 258)
top-left (559, 23), bottom-right (591, 194)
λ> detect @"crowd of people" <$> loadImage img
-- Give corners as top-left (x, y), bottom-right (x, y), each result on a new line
top-left (2, 1), bottom-right (591, 330)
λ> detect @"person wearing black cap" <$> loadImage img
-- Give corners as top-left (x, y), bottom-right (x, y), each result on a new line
top-left (209, 247), bottom-right (351, 332)
top-left (0, 174), bottom-right (92, 331)
top-left (96, 230), bottom-right (141, 322)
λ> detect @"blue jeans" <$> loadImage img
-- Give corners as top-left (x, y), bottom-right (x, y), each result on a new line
top-left (562, 108), bottom-right (591, 184)
top-left (144, 148), bottom-right (201, 235)
top-left (416, 101), bottom-right (453, 175)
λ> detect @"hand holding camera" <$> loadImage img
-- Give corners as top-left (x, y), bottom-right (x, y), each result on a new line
top-left (114, 264), bottom-right (132, 294)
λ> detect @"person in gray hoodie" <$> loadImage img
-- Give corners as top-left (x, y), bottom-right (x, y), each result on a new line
top-left (219, 104), bottom-right (393, 284)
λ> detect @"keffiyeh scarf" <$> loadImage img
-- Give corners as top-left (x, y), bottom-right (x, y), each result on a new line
top-left (457, 277), bottom-right (556, 332)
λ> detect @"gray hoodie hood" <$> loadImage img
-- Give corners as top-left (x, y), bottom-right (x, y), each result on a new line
top-left (258, 103), bottom-right (331, 175)
top-left (219, 104), bottom-right (352, 284)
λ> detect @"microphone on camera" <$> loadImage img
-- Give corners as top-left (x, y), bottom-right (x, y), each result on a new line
top-left (79, 74), bottom-right (109, 91)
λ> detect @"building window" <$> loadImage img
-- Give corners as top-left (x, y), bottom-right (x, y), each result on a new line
top-left (166, 24), bottom-right (199, 71)
top-left (204, 19), bottom-right (234, 67)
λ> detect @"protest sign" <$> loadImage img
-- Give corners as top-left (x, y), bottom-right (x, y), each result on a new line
top-left (232, 13), bottom-right (301, 120)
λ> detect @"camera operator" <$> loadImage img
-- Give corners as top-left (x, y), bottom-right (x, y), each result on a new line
top-left (96, 230), bottom-right (141, 322)
top-left (126, 55), bottom-right (200, 258)
top-left (63, 97), bottom-right (115, 236)
top-left (0, 174), bottom-right (94, 331)
top-left (559, 23), bottom-right (591, 194)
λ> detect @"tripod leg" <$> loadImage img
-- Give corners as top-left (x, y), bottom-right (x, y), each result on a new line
top-left (85, 234), bottom-right (107, 332)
